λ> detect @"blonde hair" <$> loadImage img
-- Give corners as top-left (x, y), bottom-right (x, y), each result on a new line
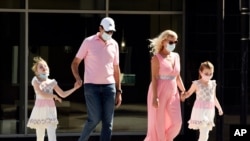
top-left (198, 61), bottom-right (214, 79)
top-left (148, 29), bottom-right (178, 55)
top-left (31, 56), bottom-right (46, 74)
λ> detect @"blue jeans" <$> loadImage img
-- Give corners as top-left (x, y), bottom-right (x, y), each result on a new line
top-left (78, 83), bottom-right (116, 141)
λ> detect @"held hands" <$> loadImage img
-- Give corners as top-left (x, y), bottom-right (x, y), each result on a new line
top-left (74, 80), bottom-right (82, 89)
top-left (180, 92), bottom-right (186, 102)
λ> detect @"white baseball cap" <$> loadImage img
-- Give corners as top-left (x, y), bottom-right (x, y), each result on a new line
top-left (100, 17), bottom-right (116, 31)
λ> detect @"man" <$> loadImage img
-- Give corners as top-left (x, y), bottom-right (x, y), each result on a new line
top-left (71, 17), bottom-right (122, 141)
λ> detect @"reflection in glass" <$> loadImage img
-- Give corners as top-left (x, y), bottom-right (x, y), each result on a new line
top-left (110, 0), bottom-right (183, 11)
top-left (0, 1), bottom-right (183, 135)
top-left (0, 0), bottom-right (24, 9)
top-left (12, 46), bottom-right (18, 84)
top-left (0, 13), bottom-right (20, 134)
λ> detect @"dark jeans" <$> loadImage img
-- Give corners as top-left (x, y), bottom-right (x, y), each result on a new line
top-left (78, 83), bottom-right (116, 141)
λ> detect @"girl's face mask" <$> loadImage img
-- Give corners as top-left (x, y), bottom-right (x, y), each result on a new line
top-left (200, 73), bottom-right (213, 81)
top-left (38, 73), bottom-right (49, 80)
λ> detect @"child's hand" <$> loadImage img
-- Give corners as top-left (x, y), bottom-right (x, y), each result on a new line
top-left (218, 109), bottom-right (223, 116)
top-left (54, 95), bottom-right (62, 103)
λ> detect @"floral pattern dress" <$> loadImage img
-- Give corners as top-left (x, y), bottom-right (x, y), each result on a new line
top-left (188, 80), bottom-right (216, 131)
top-left (27, 76), bottom-right (58, 129)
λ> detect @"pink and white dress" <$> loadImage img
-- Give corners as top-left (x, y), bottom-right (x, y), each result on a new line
top-left (27, 76), bottom-right (58, 129)
top-left (188, 80), bottom-right (216, 131)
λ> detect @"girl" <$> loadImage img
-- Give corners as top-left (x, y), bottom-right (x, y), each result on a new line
top-left (27, 56), bottom-right (81, 141)
top-left (181, 61), bottom-right (223, 141)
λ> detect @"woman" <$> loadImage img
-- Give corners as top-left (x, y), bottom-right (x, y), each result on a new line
top-left (144, 30), bottom-right (186, 141)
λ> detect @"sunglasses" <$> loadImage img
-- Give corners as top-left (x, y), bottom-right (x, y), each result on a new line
top-left (169, 40), bottom-right (178, 45)
top-left (104, 30), bottom-right (114, 34)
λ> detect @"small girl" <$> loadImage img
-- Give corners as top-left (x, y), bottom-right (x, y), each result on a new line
top-left (27, 56), bottom-right (81, 141)
top-left (181, 61), bottom-right (223, 141)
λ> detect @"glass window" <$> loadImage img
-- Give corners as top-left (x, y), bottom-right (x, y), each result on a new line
top-left (28, 13), bottom-right (102, 133)
top-left (0, 0), bottom-right (25, 9)
top-left (1, 0), bottom-right (184, 136)
top-left (29, 0), bottom-right (105, 10)
top-left (27, 13), bottom-right (183, 133)
top-left (113, 14), bottom-right (183, 132)
top-left (109, 0), bottom-right (183, 11)
top-left (0, 12), bottom-right (21, 134)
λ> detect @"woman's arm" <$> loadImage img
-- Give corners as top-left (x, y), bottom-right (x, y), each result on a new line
top-left (176, 74), bottom-right (186, 93)
top-left (151, 56), bottom-right (159, 108)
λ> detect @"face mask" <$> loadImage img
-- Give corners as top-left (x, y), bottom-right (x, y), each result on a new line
top-left (201, 73), bottom-right (213, 81)
top-left (165, 43), bottom-right (176, 52)
top-left (101, 32), bottom-right (112, 41)
top-left (38, 73), bottom-right (49, 80)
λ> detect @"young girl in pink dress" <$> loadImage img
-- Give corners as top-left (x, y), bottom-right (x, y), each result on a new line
top-left (181, 61), bottom-right (223, 141)
top-left (144, 30), bottom-right (186, 141)
top-left (27, 56), bottom-right (81, 141)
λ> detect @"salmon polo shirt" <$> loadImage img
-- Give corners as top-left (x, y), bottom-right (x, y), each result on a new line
top-left (76, 32), bottom-right (119, 84)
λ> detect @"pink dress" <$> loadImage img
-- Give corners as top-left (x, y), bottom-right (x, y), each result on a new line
top-left (27, 76), bottom-right (58, 129)
top-left (188, 80), bottom-right (216, 131)
top-left (144, 53), bottom-right (182, 141)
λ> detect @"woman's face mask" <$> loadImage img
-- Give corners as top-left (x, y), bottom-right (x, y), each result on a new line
top-left (165, 43), bottom-right (176, 52)
top-left (164, 40), bottom-right (177, 52)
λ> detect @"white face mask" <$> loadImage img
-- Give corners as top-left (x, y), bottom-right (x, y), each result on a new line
top-left (38, 73), bottom-right (49, 80)
top-left (101, 32), bottom-right (112, 41)
top-left (165, 43), bottom-right (176, 52)
top-left (201, 73), bottom-right (213, 81)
